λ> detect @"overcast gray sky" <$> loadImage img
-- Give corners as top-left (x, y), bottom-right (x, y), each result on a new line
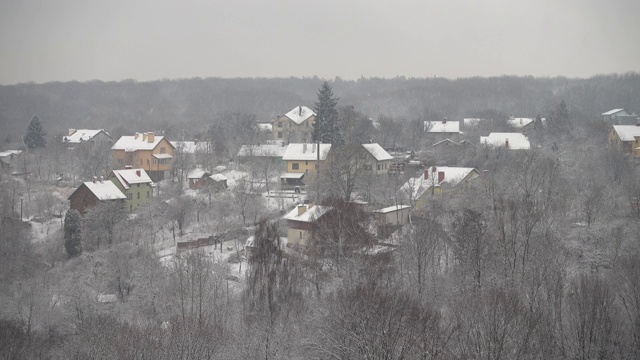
top-left (1, 0), bottom-right (639, 84)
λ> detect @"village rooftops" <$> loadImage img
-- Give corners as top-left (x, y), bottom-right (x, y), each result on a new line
top-left (507, 118), bottom-right (534, 128)
top-left (401, 166), bottom-right (479, 199)
top-left (82, 180), bottom-right (126, 200)
top-left (112, 132), bottom-right (168, 152)
top-left (281, 106), bottom-right (316, 124)
top-left (602, 109), bottom-right (625, 116)
top-left (283, 204), bottom-right (332, 222)
top-left (63, 129), bottom-right (111, 143)
top-left (612, 125), bottom-right (640, 141)
top-left (481, 133), bottom-right (531, 149)
top-left (282, 143), bottom-right (332, 161)
top-left (424, 120), bottom-right (461, 133)
top-left (362, 143), bottom-right (393, 161)
top-left (110, 168), bottom-right (153, 190)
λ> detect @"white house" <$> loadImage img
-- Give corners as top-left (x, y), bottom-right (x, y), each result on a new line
top-left (481, 133), bottom-right (531, 150)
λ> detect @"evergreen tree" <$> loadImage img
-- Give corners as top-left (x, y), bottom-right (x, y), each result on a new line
top-left (313, 82), bottom-right (342, 145)
top-left (24, 116), bottom-right (47, 149)
top-left (64, 209), bottom-right (83, 258)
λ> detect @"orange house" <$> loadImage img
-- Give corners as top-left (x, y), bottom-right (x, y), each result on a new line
top-left (111, 132), bottom-right (175, 181)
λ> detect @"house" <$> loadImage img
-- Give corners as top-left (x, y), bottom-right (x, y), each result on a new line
top-left (111, 132), bottom-right (175, 181)
top-left (208, 174), bottom-right (228, 191)
top-left (400, 166), bottom-right (480, 210)
top-left (609, 125), bottom-right (640, 156)
top-left (282, 143), bottom-right (332, 178)
top-left (602, 109), bottom-right (639, 125)
top-left (68, 177), bottom-right (126, 214)
top-left (424, 119), bottom-right (462, 135)
top-left (0, 150), bottom-right (22, 170)
top-left (63, 129), bottom-right (113, 149)
top-left (481, 133), bottom-right (531, 150)
top-left (373, 205), bottom-right (411, 227)
top-left (507, 117), bottom-right (535, 130)
top-left (283, 203), bottom-right (333, 247)
top-left (360, 143), bottom-right (393, 175)
top-left (237, 144), bottom-right (286, 164)
top-left (107, 167), bottom-right (155, 212)
top-left (187, 168), bottom-right (211, 190)
top-left (272, 106), bottom-right (317, 142)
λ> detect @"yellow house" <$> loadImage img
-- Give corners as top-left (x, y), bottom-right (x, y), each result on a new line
top-left (400, 166), bottom-right (480, 211)
top-left (272, 106), bottom-right (316, 142)
top-left (609, 125), bottom-right (640, 156)
top-left (111, 132), bottom-right (175, 181)
top-left (282, 143), bottom-right (332, 178)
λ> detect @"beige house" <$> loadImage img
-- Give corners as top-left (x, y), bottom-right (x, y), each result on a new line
top-left (272, 106), bottom-right (316, 142)
top-left (283, 203), bottom-right (333, 247)
top-left (360, 144), bottom-right (393, 175)
top-left (609, 125), bottom-right (640, 156)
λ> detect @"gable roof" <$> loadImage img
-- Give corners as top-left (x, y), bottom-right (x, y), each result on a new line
top-left (280, 106), bottom-right (316, 125)
top-left (112, 134), bottom-right (172, 152)
top-left (283, 204), bottom-right (332, 222)
top-left (424, 121), bottom-right (461, 134)
top-left (481, 133), bottom-right (531, 150)
top-left (602, 109), bottom-right (626, 116)
top-left (432, 138), bottom-right (462, 147)
top-left (612, 125), bottom-right (640, 141)
top-left (362, 143), bottom-right (393, 161)
top-left (400, 166), bottom-right (479, 200)
top-left (507, 118), bottom-right (534, 128)
top-left (187, 168), bottom-right (210, 179)
top-left (210, 174), bottom-right (228, 182)
top-left (237, 144), bottom-right (286, 157)
top-left (109, 168), bottom-right (153, 190)
top-left (71, 180), bottom-right (126, 201)
top-left (63, 129), bottom-right (111, 144)
top-left (282, 143), bottom-right (332, 161)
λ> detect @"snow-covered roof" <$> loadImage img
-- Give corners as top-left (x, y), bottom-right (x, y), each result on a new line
top-left (281, 172), bottom-right (304, 179)
top-left (374, 205), bottom-right (411, 214)
top-left (281, 106), bottom-right (316, 125)
top-left (110, 168), bottom-right (153, 190)
top-left (237, 144), bottom-right (286, 157)
top-left (283, 204), bottom-right (332, 222)
top-left (400, 166), bottom-right (479, 200)
top-left (602, 109), bottom-right (625, 116)
top-left (83, 180), bottom-right (126, 200)
top-left (112, 134), bottom-right (170, 152)
top-left (424, 121), bottom-right (461, 133)
top-left (612, 125), bottom-right (640, 141)
top-left (170, 141), bottom-right (209, 154)
top-left (152, 153), bottom-right (173, 159)
top-left (432, 138), bottom-right (461, 147)
top-left (282, 143), bottom-right (332, 161)
top-left (209, 174), bottom-right (228, 182)
top-left (507, 118), bottom-right (534, 128)
top-left (0, 150), bottom-right (22, 157)
top-left (187, 168), bottom-right (210, 179)
top-left (63, 129), bottom-right (111, 144)
top-left (481, 133), bottom-right (531, 150)
top-left (362, 143), bottom-right (393, 161)
top-left (257, 123), bottom-right (273, 131)
top-left (463, 118), bottom-right (487, 126)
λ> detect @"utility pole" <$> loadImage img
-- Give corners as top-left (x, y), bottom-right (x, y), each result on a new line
top-left (316, 137), bottom-right (320, 203)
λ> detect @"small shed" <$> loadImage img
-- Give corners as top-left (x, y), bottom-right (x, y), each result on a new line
top-left (208, 174), bottom-right (228, 191)
top-left (187, 168), bottom-right (211, 190)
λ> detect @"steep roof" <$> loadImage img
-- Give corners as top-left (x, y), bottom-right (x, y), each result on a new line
top-left (282, 143), bottom-right (332, 161)
top-left (112, 134), bottom-right (172, 152)
top-left (424, 121), bottom-right (461, 134)
top-left (283, 204), bottom-right (332, 223)
top-left (362, 143), bottom-right (393, 161)
top-left (78, 180), bottom-right (126, 201)
top-left (281, 106), bottom-right (316, 125)
top-left (481, 133), bottom-right (531, 150)
top-left (400, 166), bottom-right (479, 200)
top-left (237, 144), bottom-right (286, 157)
top-left (612, 125), bottom-right (640, 141)
top-left (110, 168), bottom-right (153, 190)
top-left (63, 129), bottom-right (111, 144)
top-left (602, 109), bottom-right (625, 116)
top-left (507, 118), bottom-right (534, 128)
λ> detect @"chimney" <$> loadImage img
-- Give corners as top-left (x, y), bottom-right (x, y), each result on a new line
top-left (134, 132), bottom-right (139, 139)
top-left (505, 138), bottom-right (510, 148)
top-left (194, 138), bottom-right (198, 144)
top-left (303, 143), bottom-right (308, 152)
top-left (125, 165), bottom-right (133, 169)
top-left (148, 132), bottom-right (154, 143)
top-left (423, 169), bottom-right (429, 180)
top-left (100, 176), bottom-right (104, 183)
top-left (92, 176), bottom-right (97, 183)
top-left (297, 204), bottom-right (307, 216)
top-left (438, 171), bottom-right (445, 183)
top-left (68, 129), bottom-right (76, 136)
top-left (143, 133), bottom-right (147, 141)
top-left (431, 166), bottom-right (436, 173)
top-left (442, 117), bottom-right (447, 124)
top-left (299, 106), bottom-right (302, 116)
top-left (136, 170), bottom-right (141, 177)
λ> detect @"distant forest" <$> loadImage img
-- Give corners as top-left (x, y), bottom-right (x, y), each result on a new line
top-left (1, 73), bottom-right (639, 142)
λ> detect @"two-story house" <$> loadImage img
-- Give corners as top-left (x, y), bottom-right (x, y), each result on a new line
top-left (111, 132), bottom-right (175, 181)
top-left (602, 109), bottom-right (639, 125)
top-left (272, 106), bottom-right (317, 142)
top-left (282, 143), bottom-right (332, 179)
top-left (283, 203), bottom-right (333, 247)
top-left (68, 177), bottom-right (126, 214)
top-left (107, 167), bottom-right (155, 212)
top-left (360, 143), bottom-right (393, 175)
top-left (609, 125), bottom-right (640, 156)
top-left (63, 129), bottom-right (113, 149)
top-left (400, 166), bottom-right (480, 211)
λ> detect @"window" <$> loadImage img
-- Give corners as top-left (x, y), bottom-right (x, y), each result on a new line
top-left (127, 193), bottom-right (132, 200)
top-left (153, 159), bottom-right (157, 165)
top-left (364, 164), bottom-right (372, 171)
top-left (292, 162), bottom-right (299, 170)
top-left (278, 132), bottom-right (283, 139)
top-left (377, 164), bottom-right (381, 171)
top-left (147, 191), bottom-right (150, 198)
top-left (137, 192), bottom-right (140, 199)
top-left (160, 147), bottom-right (166, 154)
top-left (305, 161), bottom-right (308, 165)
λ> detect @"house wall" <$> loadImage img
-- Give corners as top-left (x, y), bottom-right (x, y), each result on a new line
top-left (608, 129), bottom-right (640, 156)
top-left (69, 184), bottom-right (99, 214)
top-left (286, 220), bottom-right (314, 247)
top-left (272, 115), bottom-right (316, 142)
top-left (378, 208), bottom-right (411, 226)
top-left (107, 175), bottom-right (153, 212)
top-left (189, 177), bottom-right (206, 190)
top-left (286, 159), bottom-right (320, 175)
